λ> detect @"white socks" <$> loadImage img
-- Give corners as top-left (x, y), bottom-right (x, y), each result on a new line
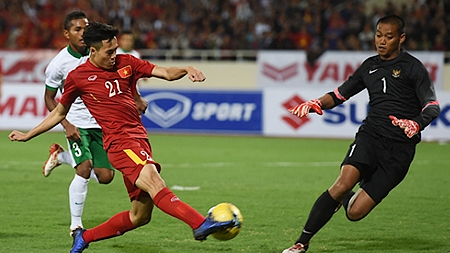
top-left (90, 168), bottom-right (99, 183)
top-left (57, 151), bottom-right (100, 183)
top-left (57, 151), bottom-right (76, 167)
top-left (69, 174), bottom-right (89, 230)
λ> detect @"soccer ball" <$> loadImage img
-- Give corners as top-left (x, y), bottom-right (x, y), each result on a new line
top-left (207, 203), bottom-right (243, 241)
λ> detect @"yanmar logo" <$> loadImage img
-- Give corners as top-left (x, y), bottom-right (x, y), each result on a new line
top-left (262, 62), bottom-right (298, 81)
top-left (282, 95), bottom-right (311, 129)
top-left (143, 92), bottom-right (191, 128)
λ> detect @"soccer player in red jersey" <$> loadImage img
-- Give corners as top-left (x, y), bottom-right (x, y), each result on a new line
top-left (9, 22), bottom-right (234, 252)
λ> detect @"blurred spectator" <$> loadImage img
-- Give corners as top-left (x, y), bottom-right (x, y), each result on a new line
top-left (358, 22), bottom-right (375, 51)
top-left (432, 35), bottom-right (447, 51)
top-left (117, 30), bottom-right (140, 58)
top-left (418, 34), bottom-right (432, 50)
top-left (273, 27), bottom-right (296, 50)
top-left (0, 58), bottom-right (2, 99)
top-left (324, 10), bottom-right (346, 50)
top-left (293, 26), bottom-right (313, 50)
top-left (0, 0), bottom-right (447, 54)
top-left (346, 33), bottom-right (362, 50)
top-left (405, 37), bottom-right (419, 51)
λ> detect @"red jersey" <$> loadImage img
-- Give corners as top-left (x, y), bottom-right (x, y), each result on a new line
top-left (60, 54), bottom-right (156, 151)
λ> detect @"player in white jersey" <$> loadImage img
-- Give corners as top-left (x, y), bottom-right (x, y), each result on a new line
top-left (116, 31), bottom-right (140, 58)
top-left (43, 11), bottom-right (115, 234)
top-left (116, 30), bottom-right (148, 113)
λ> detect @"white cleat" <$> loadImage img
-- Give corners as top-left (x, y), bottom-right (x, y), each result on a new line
top-left (282, 243), bottom-right (309, 253)
top-left (43, 143), bottom-right (64, 177)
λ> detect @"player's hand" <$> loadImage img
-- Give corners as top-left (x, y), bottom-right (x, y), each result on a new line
top-left (389, 115), bottom-right (419, 138)
top-left (288, 99), bottom-right (323, 117)
top-left (135, 95), bottom-right (148, 114)
top-left (64, 123), bottom-right (81, 141)
top-left (9, 130), bottom-right (29, 142)
top-left (186, 66), bottom-right (206, 82)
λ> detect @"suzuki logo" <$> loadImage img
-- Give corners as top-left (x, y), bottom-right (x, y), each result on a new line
top-left (143, 92), bottom-right (191, 128)
top-left (282, 95), bottom-right (311, 129)
top-left (262, 62), bottom-right (298, 81)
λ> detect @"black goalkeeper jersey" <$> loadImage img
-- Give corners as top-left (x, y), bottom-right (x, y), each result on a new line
top-left (334, 51), bottom-right (440, 143)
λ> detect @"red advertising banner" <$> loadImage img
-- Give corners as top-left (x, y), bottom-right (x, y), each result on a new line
top-left (0, 50), bottom-right (58, 84)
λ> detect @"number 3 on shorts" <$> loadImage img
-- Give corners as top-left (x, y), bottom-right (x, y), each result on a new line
top-left (72, 142), bottom-right (82, 157)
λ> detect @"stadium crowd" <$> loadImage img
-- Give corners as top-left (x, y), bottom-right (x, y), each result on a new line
top-left (0, 0), bottom-right (448, 53)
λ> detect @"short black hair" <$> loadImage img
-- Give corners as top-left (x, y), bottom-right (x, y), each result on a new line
top-left (82, 22), bottom-right (119, 50)
top-left (63, 11), bottom-right (87, 30)
top-left (376, 14), bottom-right (405, 35)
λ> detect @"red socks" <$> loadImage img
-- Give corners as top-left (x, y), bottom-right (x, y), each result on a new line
top-left (83, 211), bottom-right (136, 243)
top-left (153, 187), bottom-right (205, 229)
top-left (82, 188), bottom-right (205, 243)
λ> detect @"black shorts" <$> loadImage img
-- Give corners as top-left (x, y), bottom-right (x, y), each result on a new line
top-left (342, 130), bottom-right (416, 204)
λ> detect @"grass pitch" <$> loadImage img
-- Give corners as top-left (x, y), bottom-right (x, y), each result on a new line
top-left (0, 131), bottom-right (449, 252)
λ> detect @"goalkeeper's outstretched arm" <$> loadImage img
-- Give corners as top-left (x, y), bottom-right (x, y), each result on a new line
top-left (288, 93), bottom-right (337, 118)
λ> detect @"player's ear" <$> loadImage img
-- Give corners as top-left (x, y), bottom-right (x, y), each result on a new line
top-left (90, 46), bottom-right (96, 55)
top-left (63, 29), bottom-right (70, 40)
top-left (399, 33), bottom-right (406, 44)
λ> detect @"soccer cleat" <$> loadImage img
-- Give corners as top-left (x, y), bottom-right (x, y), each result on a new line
top-left (282, 243), bottom-right (309, 253)
top-left (193, 215), bottom-right (235, 241)
top-left (43, 143), bottom-right (64, 177)
top-left (70, 227), bottom-right (89, 253)
top-left (69, 226), bottom-right (83, 237)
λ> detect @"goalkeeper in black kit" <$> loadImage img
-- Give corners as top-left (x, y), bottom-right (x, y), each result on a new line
top-left (282, 14), bottom-right (440, 253)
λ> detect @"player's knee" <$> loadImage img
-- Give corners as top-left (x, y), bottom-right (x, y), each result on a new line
top-left (346, 207), bottom-right (367, 221)
top-left (132, 212), bottom-right (152, 227)
top-left (75, 161), bottom-right (92, 179)
top-left (329, 184), bottom-right (354, 201)
top-left (97, 170), bottom-right (115, 184)
top-left (98, 176), bottom-right (113, 184)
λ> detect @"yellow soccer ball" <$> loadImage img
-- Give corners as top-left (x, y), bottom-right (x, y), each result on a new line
top-left (207, 203), bottom-right (243, 241)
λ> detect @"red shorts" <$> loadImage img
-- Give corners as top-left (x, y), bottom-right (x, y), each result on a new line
top-left (107, 138), bottom-right (161, 201)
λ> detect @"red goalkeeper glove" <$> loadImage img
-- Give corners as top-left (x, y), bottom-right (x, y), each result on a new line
top-left (288, 99), bottom-right (323, 117)
top-left (389, 115), bottom-right (419, 138)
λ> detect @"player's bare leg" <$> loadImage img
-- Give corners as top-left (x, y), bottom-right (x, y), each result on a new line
top-left (92, 167), bottom-right (114, 184)
top-left (129, 194), bottom-right (155, 226)
top-left (329, 165), bottom-right (376, 220)
top-left (345, 188), bottom-right (376, 221)
top-left (134, 164), bottom-right (166, 198)
top-left (328, 164), bottom-right (361, 202)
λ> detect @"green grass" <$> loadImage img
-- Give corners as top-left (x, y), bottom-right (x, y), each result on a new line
top-left (0, 131), bottom-right (449, 252)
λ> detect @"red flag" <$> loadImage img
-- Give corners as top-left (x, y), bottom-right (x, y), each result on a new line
top-left (117, 65), bottom-right (132, 78)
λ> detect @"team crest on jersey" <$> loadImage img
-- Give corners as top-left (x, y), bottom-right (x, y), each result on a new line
top-left (117, 65), bottom-right (132, 78)
top-left (392, 69), bottom-right (401, 78)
